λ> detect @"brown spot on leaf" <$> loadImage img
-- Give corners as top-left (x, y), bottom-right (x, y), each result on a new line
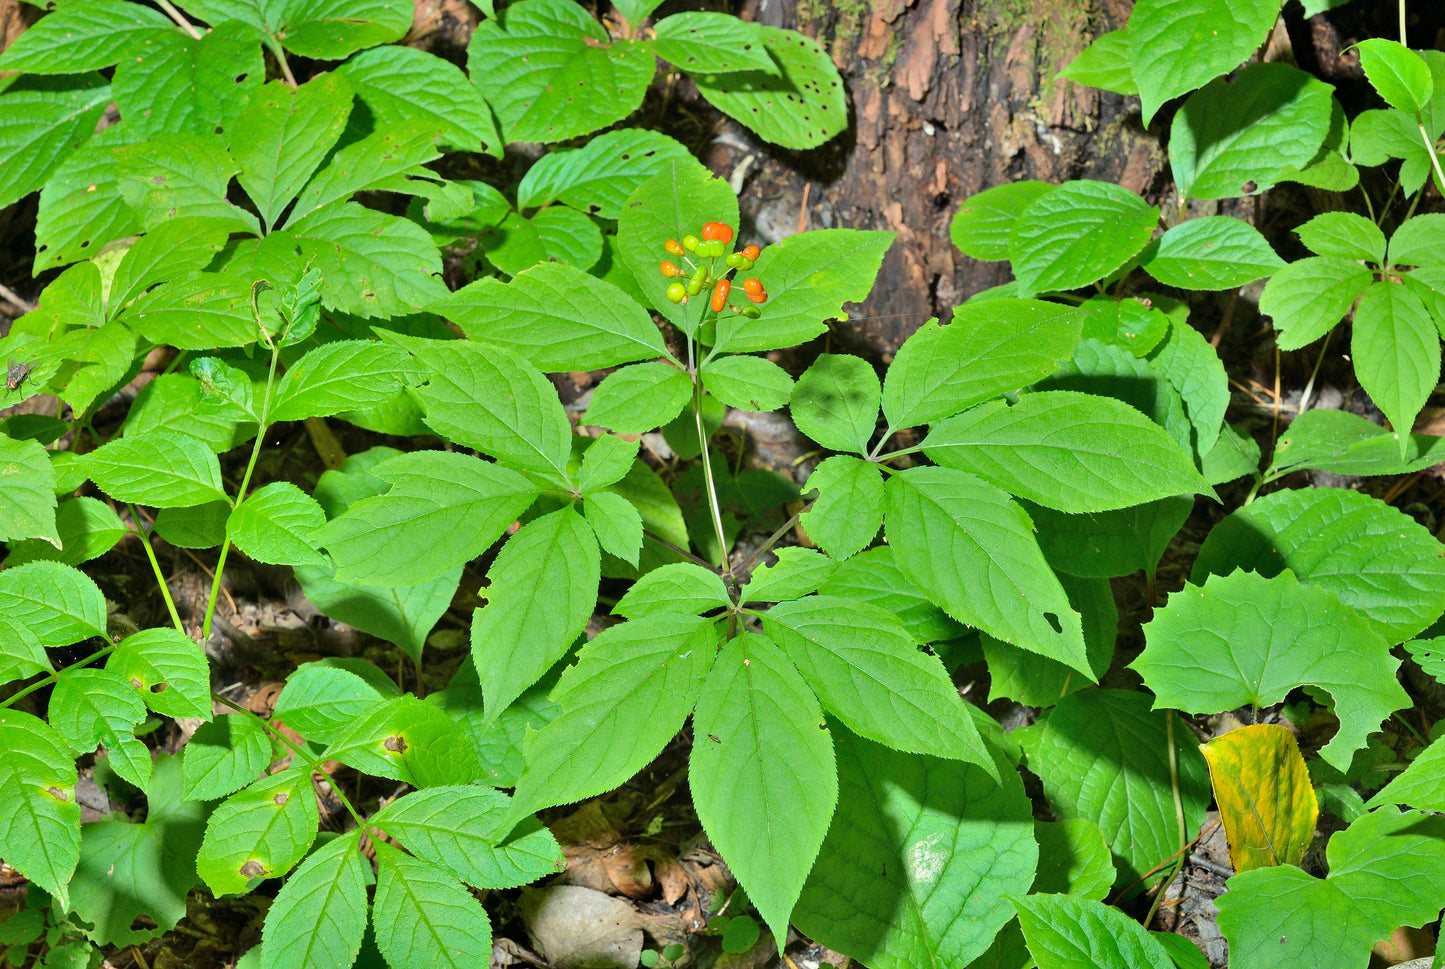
top-left (384, 735), bottom-right (407, 753)
top-left (45, 786), bottom-right (68, 802)
top-left (273, 791), bottom-right (289, 806)
top-left (240, 860), bottom-right (268, 878)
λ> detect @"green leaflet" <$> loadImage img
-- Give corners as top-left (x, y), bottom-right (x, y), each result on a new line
top-left (470, 507), bottom-right (600, 718)
top-left (0, 433), bottom-right (60, 548)
top-left (1058, 29), bottom-right (1137, 96)
top-left (371, 841), bottom-right (494, 969)
top-left (1267, 409), bottom-right (1445, 479)
top-left (49, 668), bottom-right (151, 791)
top-left (337, 45), bottom-right (501, 156)
top-left (108, 627), bottom-right (213, 720)
top-left (112, 21), bottom-right (263, 139)
top-left (1296, 211), bottom-right (1387, 264)
top-left (508, 615), bottom-right (717, 821)
top-left (921, 391), bottom-right (1212, 513)
top-left (0, 709), bottom-right (83, 906)
top-left (884, 466), bottom-right (1090, 675)
top-left (584, 360), bottom-right (694, 434)
top-left (261, 832), bottom-right (368, 969)
top-left (583, 490), bottom-right (643, 566)
top-left (1351, 279), bottom-right (1439, 458)
top-left (272, 663), bottom-right (392, 745)
top-left (0, 74), bottom-right (113, 211)
top-left (949, 181), bottom-right (1055, 261)
top-left (690, 633), bottom-right (837, 947)
top-left (790, 354), bottom-right (881, 454)
top-left (83, 430), bottom-right (228, 508)
top-left (478, 206), bottom-right (604, 275)
top-left (1013, 893), bottom-right (1175, 969)
top-left (227, 482), bottom-right (329, 568)
top-left (197, 768), bottom-right (320, 896)
top-left (269, 340), bottom-right (426, 423)
top-left (799, 456), bottom-right (884, 560)
top-left (1136, 570), bottom-right (1409, 772)
top-left (230, 75), bottom-right (353, 231)
top-left (793, 727), bottom-right (1035, 969)
top-left (612, 562), bottom-right (732, 619)
top-left (0, 560), bottom-right (109, 648)
top-left (1139, 216), bottom-right (1284, 290)
top-left (761, 596), bottom-right (994, 772)
top-left (651, 12), bottom-right (778, 74)
top-left (516, 128), bottom-right (693, 219)
top-left (1127, 0), bottom-right (1280, 125)
top-left (699, 354), bottom-right (795, 413)
top-left (817, 547), bottom-right (965, 646)
top-left (183, 714), bottom-right (272, 801)
top-left (0, 1), bottom-right (172, 74)
top-left (1355, 39), bottom-right (1434, 115)
top-left (982, 573), bottom-right (1117, 708)
top-left (1367, 731), bottom-right (1445, 813)
top-left (1009, 181), bottom-right (1156, 297)
top-left (741, 547), bottom-right (837, 603)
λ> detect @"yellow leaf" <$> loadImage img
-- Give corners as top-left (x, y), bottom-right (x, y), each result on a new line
top-left (1200, 723), bottom-right (1318, 872)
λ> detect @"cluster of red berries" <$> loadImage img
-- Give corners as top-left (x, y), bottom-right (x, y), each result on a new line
top-left (659, 221), bottom-right (768, 318)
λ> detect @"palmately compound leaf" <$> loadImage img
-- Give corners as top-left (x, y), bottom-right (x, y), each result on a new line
top-left (1191, 486), bottom-right (1445, 642)
top-left (1216, 808), bottom-right (1445, 969)
top-left (1127, 0), bottom-right (1282, 125)
top-left (1021, 690), bottom-right (1211, 890)
top-left (370, 786), bottom-right (564, 889)
top-left (884, 466), bottom-right (1089, 675)
top-left (371, 840), bottom-right (493, 969)
top-left (1008, 181), bottom-right (1157, 297)
top-left (1135, 570), bottom-right (1408, 772)
top-left (68, 755), bottom-right (208, 947)
top-left (196, 768), bottom-right (320, 897)
top-left (260, 831), bottom-right (367, 969)
top-left (921, 391), bottom-right (1212, 513)
top-left (507, 615), bottom-right (716, 822)
top-left (1012, 893), bottom-right (1176, 969)
top-left (1201, 724), bottom-right (1318, 872)
top-left (690, 633), bottom-right (837, 947)
top-left (0, 710), bottom-right (82, 906)
top-left (793, 728), bottom-right (1035, 969)
top-left (471, 507), bottom-right (600, 720)
top-left (761, 597), bottom-right (994, 772)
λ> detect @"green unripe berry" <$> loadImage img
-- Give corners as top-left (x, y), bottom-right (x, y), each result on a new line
top-left (666, 281), bottom-right (686, 303)
top-left (682, 234), bottom-right (700, 253)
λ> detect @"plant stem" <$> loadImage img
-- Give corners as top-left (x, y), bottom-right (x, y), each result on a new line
top-left (1296, 328), bottom-right (1333, 415)
top-left (1143, 712), bottom-right (1189, 929)
top-left (732, 494), bottom-right (817, 582)
top-left (1, 645), bottom-right (117, 710)
top-left (690, 331), bottom-right (730, 579)
top-left (130, 503), bottom-right (186, 635)
top-left (1417, 122), bottom-right (1445, 197)
top-left (155, 0), bottom-right (202, 38)
top-left (1398, 0), bottom-right (1408, 46)
top-left (643, 530), bottom-right (719, 572)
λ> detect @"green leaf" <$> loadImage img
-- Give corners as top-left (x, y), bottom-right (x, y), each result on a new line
top-left (924, 392), bottom-right (1211, 513)
top-left (371, 841), bottom-right (493, 969)
top-left (714, 229), bottom-right (895, 354)
top-left (108, 627), bottom-right (212, 720)
top-left (0, 0), bottom-right (172, 73)
top-left (651, 12), bottom-right (777, 73)
top-left (1169, 64), bottom-right (1335, 201)
top-left (468, 0), bottom-right (654, 144)
top-left (585, 361), bottom-right (693, 434)
top-left (68, 755), bottom-right (207, 947)
top-left (1191, 486), bottom-right (1445, 642)
top-left (583, 491), bottom-right (643, 566)
top-left (578, 434), bottom-right (639, 492)
top-left (260, 831), bottom-right (367, 969)
top-left (0, 710), bottom-right (81, 907)
top-left (1136, 570), bottom-right (1408, 771)
top-left (0, 434), bottom-right (59, 548)
top-left (1032, 818), bottom-right (1115, 900)
top-left (1028, 496), bottom-right (1193, 579)
top-left (1022, 690), bottom-right (1211, 890)
top-left (337, 45), bottom-right (501, 156)
top-left (153, 502), bottom-right (230, 549)
top-left (799, 456), bottom-right (883, 560)
top-left (49, 668), bottom-right (149, 790)
top-left (1367, 729), bottom-right (1445, 811)
top-left (111, 21), bottom-right (262, 139)
top-left (690, 25), bottom-right (847, 149)
top-left (0, 560), bottom-right (108, 647)
top-left (478, 206), bottom-right (604, 276)
top-left (793, 728), bottom-right (1035, 969)
top-left (0, 614), bottom-right (51, 685)
top-left (1355, 39), bottom-right (1434, 115)
top-left (1258, 256), bottom-right (1372, 350)
top-left (790, 354), bottom-right (880, 454)
top-left (1352, 279), bottom-right (1439, 454)
top-left (1013, 894), bottom-right (1174, 969)
top-left (280, 0), bottom-right (412, 59)
top-left (472, 507), bottom-right (600, 719)
top-left (34, 125), bottom-right (145, 273)
top-left (113, 133), bottom-right (258, 234)
top-left (885, 466), bottom-right (1088, 674)
top-left (948, 181), bottom-right (1055, 261)
top-left (108, 217), bottom-right (237, 311)
top-left (0, 74), bottom-right (112, 211)
top-left (616, 158), bottom-right (739, 339)
top-left (509, 615), bottom-right (717, 819)
top-left (295, 564), bottom-right (461, 666)
top-left (370, 786), bottom-right (563, 889)
top-left (1127, 0), bottom-right (1281, 125)
top-left (281, 203), bottom-right (448, 318)
top-left (434, 262), bottom-right (668, 371)
top-left (1146, 314), bottom-right (1229, 458)
top-left (1077, 295), bottom-right (1170, 358)
top-left (762, 597), bottom-right (994, 769)
top-left (699, 354), bottom-right (794, 412)
top-left (1295, 210), bottom-right (1387, 263)
top-left (286, 122), bottom-right (442, 225)
top-left (1269, 408), bottom-right (1445, 478)
top-left (393, 335), bottom-right (572, 479)
top-left (124, 271), bottom-right (259, 349)
top-left (431, 675), bottom-right (559, 788)
top-left (227, 482), bottom-right (328, 568)
top-left (325, 696), bottom-right (483, 788)
top-left (3, 494), bottom-right (125, 568)
top-left (1140, 216), bottom-right (1284, 290)
top-left (612, 562), bottom-right (731, 619)
top-left (689, 633), bottom-right (837, 945)
top-left (83, 431), bottom-right (228, 508)
top-left (272, 664), bottom-right (387, 746)
top-left (231, 75), bottom-right (353, 231)
top-left (882, 300), bottom-right (1083, 429)
top-left (1388, 213), bottom-right (1445, 269)
top-left (48, 321), bottom-right (138, 415)
top-left (314, 450), bottom-right (537, 587)
top-left (741, 547), bottom-right (836, 602)
top-left (183, 714), bottom-right (272, 801)
top-left (516, 129), bottom-right (693, 219)
top-left (197, 768), bottom-right (320, 896)
top-left (1009, 181), bottom-right (1157, 297)
top-left (1058, 28), bottom-right (1137, 96)
top-left (981, 572), bottom-right (1116, 707)
top-left (1216, 808), bottom-right (1445, 969)
top-left (271, 340), bottom-right (425, 422)
top-left (818, 547), bottom-right (965, 646)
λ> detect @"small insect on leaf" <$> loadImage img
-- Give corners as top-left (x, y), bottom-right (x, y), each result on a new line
top-left (5, 357), bottom-right (34, 392)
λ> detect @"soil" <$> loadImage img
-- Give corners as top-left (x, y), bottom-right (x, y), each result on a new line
top-left (4, 0), bottom-right (1445, 967)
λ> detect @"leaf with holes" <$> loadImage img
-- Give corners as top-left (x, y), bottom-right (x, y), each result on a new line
top-left (107, 627), bottom-right (212, 720)
top-left (196, 768), bottom-right (320, 897)
top-left (325, 696), bottom-right (483, 788)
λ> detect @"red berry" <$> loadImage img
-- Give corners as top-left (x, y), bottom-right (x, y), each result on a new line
top-left (702, 222), bottom-right (734, 244)
top-left (660, 260), bottom-right (682, 278)
top-left (742, 278), bottom-right (764, 297)
top-left (711, 278), bottom-right (730, 312)
top-left (665, 239), bottom-right (685, 256)
top-left (740, 245), bottom-right (761, 261)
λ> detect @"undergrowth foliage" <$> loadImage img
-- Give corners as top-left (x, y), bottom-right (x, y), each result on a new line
top-left (0, 0), bottom-right (1444, 966)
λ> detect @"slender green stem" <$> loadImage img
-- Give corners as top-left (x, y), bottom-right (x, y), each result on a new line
top-left (1417, 122), bottom-right (1445, 197)
top-left (1398, 0), bottom-right (1408, 45)
top-left (643, 530), bottom-right (718, 572)
top-left (1296, 329), bottom-right (1333, 415)
top-left (155, 0), bottom-right (201, 38)
top-left (691, 332), bottom-right (730, 577)
top-left (1143, 712), bottom-right (1189, 929)
top-left (1, 645), bottom-right (117, 710)
top-left (130, 503), bottom-right (186, 635)
top-left (202, 344), bottom-right (281, 641)
top-left (873, 444), bottom-right (924, 463)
